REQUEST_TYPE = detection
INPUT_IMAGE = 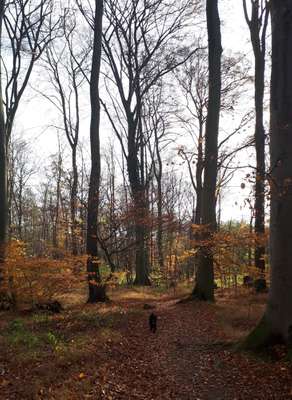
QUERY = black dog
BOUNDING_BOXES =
[35,300,63,313]
[149,312,157,333]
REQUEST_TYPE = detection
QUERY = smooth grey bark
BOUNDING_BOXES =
[0,0,7,292]
[244,0,292,348]
[243,0,269,280]
[193,0,222,301]
[86,0,107,302]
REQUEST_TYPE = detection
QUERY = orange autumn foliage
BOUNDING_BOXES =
[3,239,88,307]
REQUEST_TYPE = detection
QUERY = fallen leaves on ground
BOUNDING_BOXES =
[0,293,292,399]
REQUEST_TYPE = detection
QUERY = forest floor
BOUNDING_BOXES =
[1,287,292,399]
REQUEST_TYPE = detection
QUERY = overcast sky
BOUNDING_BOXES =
[12,1,268,223]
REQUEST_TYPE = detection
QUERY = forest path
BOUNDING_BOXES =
[104,296,292,400]
[1,293,292,399]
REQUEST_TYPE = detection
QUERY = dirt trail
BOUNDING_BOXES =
[104,298,292,400]
[1,296,292,399]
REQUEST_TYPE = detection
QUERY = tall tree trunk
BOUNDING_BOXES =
[156,177,163,271]
[244,0,292,348]
[52,151,62,249]
[134,221,150,285]
[193,0,222,301]
[110,166,120,269]
[248,212,253,267]
[243,0,269,287]
[86,0,107,303]
[0,0,7,293]
[189,119,204,278]
[127,123,151,286]
[254,56,266,278]
[154,128,164,272]
[195,119,204,225]
[7,152,14,240]
[131,184,151,286]
[71,146,78,256]
[17,180,23,240]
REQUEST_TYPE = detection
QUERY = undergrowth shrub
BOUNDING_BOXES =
[4,239,88,307]
[6,319,40,348]
[3,318,65,352]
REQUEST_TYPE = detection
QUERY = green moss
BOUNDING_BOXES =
[4,319,41,349]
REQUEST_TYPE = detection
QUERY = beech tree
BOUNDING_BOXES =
[144,82,174,272]
[102,0,200,285]
[43,12,88,255]
[174,38,252,285]
[243,0,270,288]
[86,0,106,302]
[192,0,222,301]
[175,49,207,226]
[244,0,292,348]
[149,91,166,273]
